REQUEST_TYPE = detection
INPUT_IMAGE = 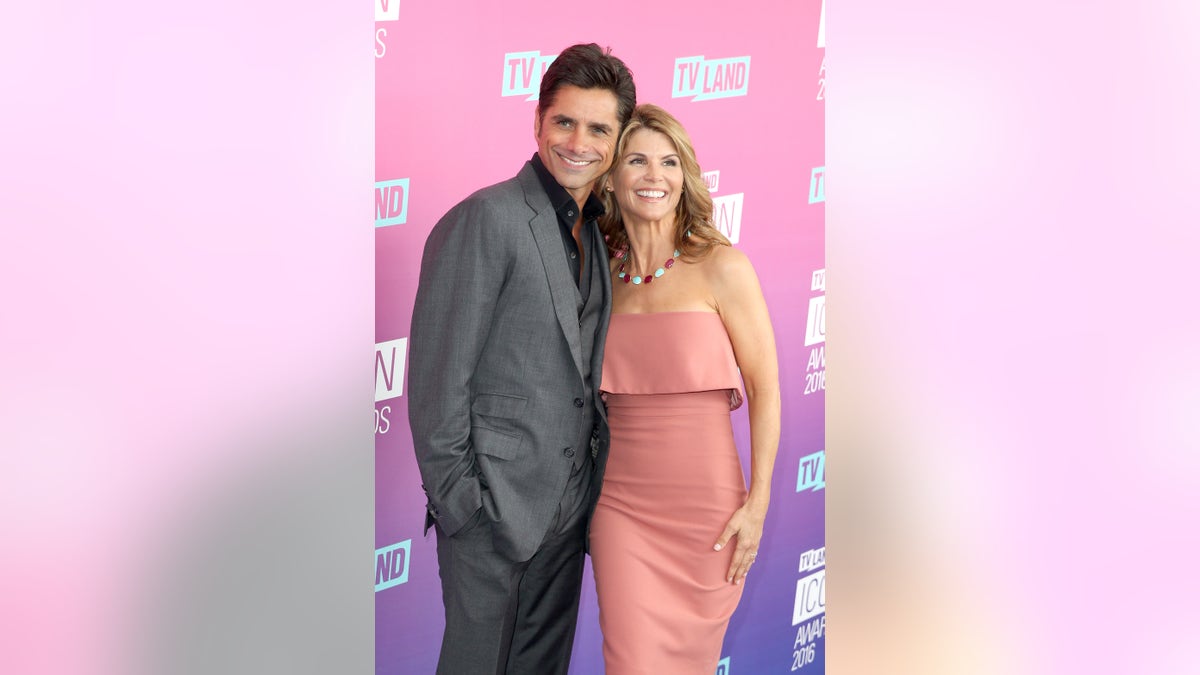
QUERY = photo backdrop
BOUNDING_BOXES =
[375,1,826,672]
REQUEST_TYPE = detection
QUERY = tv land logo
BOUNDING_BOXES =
[376,179,409,227]
[792,545,826,670]
[672,55,751,101]
[808,166,825,204]
[375,539,411,592]
[796,450,825,492]
[798,546,825,574]
[374,0,398,58]
[715,656,731,674]
[502,51,557,100]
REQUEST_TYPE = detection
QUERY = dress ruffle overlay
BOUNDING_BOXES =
[590,311,748,675]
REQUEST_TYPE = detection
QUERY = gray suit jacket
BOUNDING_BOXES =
[408,161,612,562]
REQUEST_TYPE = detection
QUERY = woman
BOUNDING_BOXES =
[589,104,781,674]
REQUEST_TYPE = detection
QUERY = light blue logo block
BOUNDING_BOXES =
[808,167,825,204]
[375,539,412,591]
[672,56,751,101]
[375,179,409,227]
[502,51,558,100]
[797,450,826,492]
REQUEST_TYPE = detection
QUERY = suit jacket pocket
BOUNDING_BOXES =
[471,424,522,461]
[470,393,526,461]
[471,393,528,419]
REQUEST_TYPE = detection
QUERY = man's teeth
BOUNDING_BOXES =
[562,157,589,166]
[636,190,666,198]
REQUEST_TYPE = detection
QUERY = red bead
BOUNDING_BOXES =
[664,259,674,269]
[622,275,631,283]
[644,275,652,284]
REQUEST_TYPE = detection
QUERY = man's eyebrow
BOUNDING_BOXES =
[589,121,614,133]
[552,113,576,124]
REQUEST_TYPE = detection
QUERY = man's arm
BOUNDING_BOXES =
[407,197,511,536]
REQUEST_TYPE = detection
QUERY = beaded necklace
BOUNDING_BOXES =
[614,229,692,286]
[615,248,679,285]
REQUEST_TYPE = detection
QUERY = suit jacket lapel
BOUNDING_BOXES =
[587,220,612,426]
[519,165,585,377]
[588,219,611,358]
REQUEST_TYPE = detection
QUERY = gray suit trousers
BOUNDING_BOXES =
[434,456,594,675]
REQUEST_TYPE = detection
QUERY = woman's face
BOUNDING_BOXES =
[610,128,685,227]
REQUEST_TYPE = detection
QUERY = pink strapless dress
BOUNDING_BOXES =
[590,311,748,675]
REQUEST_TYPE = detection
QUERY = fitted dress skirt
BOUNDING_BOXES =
[590,312,749,674]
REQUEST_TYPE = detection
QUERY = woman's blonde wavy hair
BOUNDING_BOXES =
[597,104,731,260]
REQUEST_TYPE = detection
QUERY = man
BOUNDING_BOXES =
[407,43,636,675]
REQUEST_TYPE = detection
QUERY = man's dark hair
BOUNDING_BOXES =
[537,43,637,128]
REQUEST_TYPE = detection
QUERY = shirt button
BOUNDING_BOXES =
[570,251,577,259]
[574,398,584,407]
[563,447,575,458]
[567,210,575,217]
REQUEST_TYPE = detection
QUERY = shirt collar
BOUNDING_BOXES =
[530,153,605,222]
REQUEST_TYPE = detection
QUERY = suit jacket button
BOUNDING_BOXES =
[563,447,575,458]
[573,398,584,407]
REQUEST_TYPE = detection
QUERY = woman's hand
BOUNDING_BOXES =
[713,499,768,585]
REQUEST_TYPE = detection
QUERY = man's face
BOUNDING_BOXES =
[534,85,621,204]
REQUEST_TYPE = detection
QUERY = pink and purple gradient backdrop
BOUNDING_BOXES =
[4,1,1199,674]
[374,3,825,671]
